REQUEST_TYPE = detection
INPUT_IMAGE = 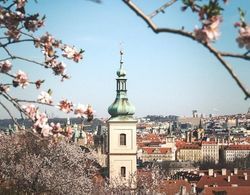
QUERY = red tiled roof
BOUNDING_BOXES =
[198,169,250,177]
[137,142,146,148]
[202,186,250,195]
[142,147,171,154]
[158,180,192,194]
[176,140,187,149]
[197,174,250,190]
[179,144,201,150]
[143,134,161,142]
[202,141,218,145]
[225,145,250,150]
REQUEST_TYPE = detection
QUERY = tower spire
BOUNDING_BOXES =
[108,50,135,119]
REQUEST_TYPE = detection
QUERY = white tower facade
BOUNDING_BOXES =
[107,51,137,187]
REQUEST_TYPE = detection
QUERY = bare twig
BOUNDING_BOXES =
[0,57,13,62]
[2,45,14,58]
[206,44,250,100]
[0,92,29,120]
[220,52,250,61]
[16,99,55,107]
[13,56,45,67]
[123,0,194,38]
[149,0,177,18]
[0,100,22,130]
[122,0,250,99]
[1,39,34,47]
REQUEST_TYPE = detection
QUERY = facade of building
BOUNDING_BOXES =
[107,51,137,187]
[201,141,219,163]
[223,145,250,162]
[177,144,202,162]
[141,147,172,162]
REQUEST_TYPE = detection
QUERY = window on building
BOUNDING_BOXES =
[121,166,126,177]
[120,133,126,145]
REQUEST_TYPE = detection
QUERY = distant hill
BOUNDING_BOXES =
[0,118,105,132]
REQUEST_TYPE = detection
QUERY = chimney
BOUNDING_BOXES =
[208,169,213,176]
[244,173,248,181]
[234,168,238,175]
[180,186,187,195]
[191,183,196,194]
[222,168,227,176]
[227,176,231,182]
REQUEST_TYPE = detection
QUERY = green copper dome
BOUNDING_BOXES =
[108,51,135,118]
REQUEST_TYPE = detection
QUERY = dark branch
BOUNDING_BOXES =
[122,0,250,99]
[149,0,177,18]
[220,52,250,61]
[0,100,22,130]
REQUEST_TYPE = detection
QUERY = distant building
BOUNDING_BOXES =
[71,123,87,146]
[201,141,219,163]
[141,147,173,162]
[177,144,202,162]
[223,145,250,162]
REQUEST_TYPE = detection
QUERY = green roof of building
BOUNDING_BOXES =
[108,50,135,119]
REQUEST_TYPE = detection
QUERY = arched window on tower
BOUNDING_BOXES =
[121,166,126,177]
[120,133,126,145]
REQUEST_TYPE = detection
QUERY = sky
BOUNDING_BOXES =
[1,0,250,119]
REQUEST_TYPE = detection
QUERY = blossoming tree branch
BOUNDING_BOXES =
[0,0,93,137]
[122,0,250,99]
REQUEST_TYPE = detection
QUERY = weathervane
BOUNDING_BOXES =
[119,42,124,69]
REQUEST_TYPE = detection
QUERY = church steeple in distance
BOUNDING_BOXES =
[107,50,137,187]
[108,50,135,119]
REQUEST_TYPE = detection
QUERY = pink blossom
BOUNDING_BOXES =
[194,16,221,42]
[22,104,37,120]
[0,85,10,92]
[34,112,48,128]
[16,0,26,8]
[35,80,44,89]
[13,70,29,88]
[0,60,12,73]
[85,105,94,121]
[236,26,250,50]
[37,91,53,104]
[40,33,54,46]
[62,46,76,59]
[62,46,83,62]
[74,104,86,117]
[52,62,66,75]
[73,52,83,63]
[5,28,21,41]
[58,99,73,113]
[50,122,62,133]
[66,126,73,136]
[41,124,52,137]
[24,19,44,32]
[234,22,241,28]
[194,28,208,42]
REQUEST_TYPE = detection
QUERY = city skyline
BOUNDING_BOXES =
[1,0,250,119]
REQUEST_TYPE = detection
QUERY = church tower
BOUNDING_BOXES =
[107,50,137,187]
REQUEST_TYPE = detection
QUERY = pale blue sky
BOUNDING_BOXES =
[1,0,250,119]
